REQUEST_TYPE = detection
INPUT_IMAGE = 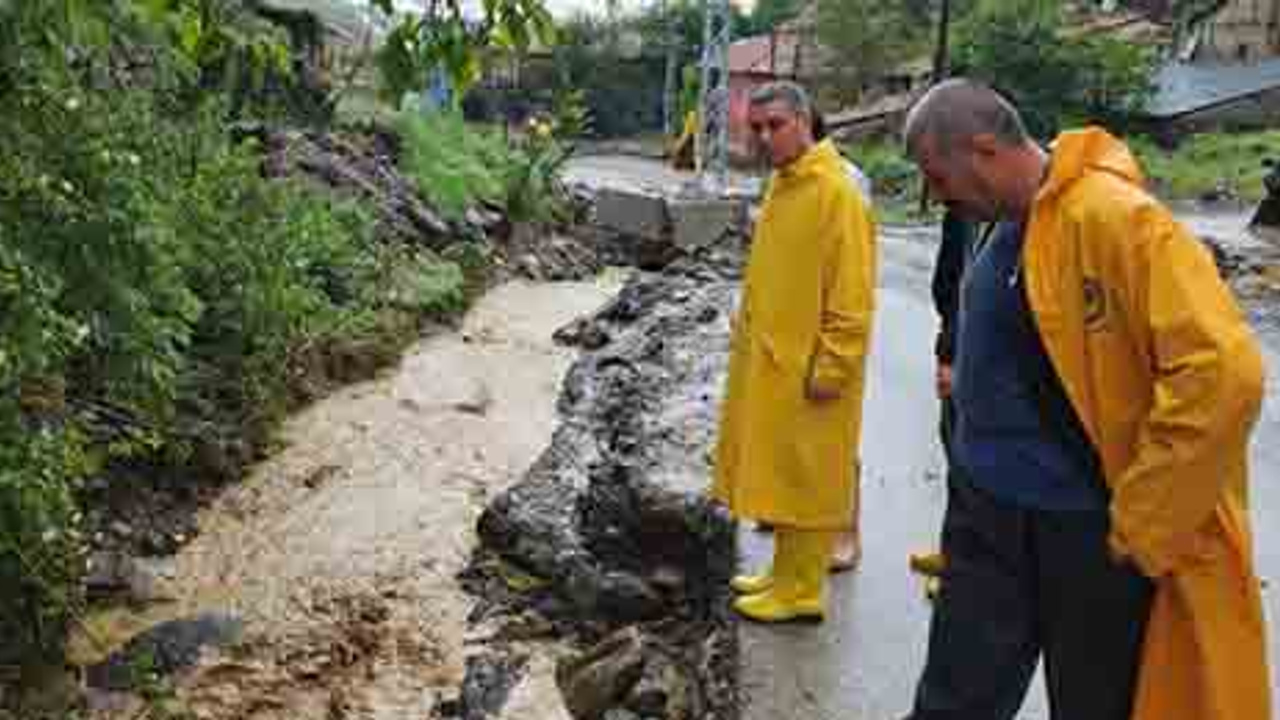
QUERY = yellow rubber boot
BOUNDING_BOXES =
[733,529,836,624]
[730,571,773,595]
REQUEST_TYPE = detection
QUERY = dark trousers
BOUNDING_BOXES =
[909,480,1154,720]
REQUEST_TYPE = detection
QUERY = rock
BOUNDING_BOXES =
[85,551,129,593]
[553,319,612,350]
[505,223,603,282]
[594,189,669,242]
[459,653,529,720]
[667,198,746,252]
[624,651,698,720]
[109,521,134,539]
[557,627,647,720]
[648,565,686,595]
[85,553,171,603]
[591,189,682,270]
[603,709,641,720]
[84,687,145,716]
[473,232,744,720]
[593,571,664,621]
[85,613,244,691]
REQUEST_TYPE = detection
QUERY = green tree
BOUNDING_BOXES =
[746,0,801,34]
[815,0,929,105]
[375,0,557,107]
[953,0,1155,137]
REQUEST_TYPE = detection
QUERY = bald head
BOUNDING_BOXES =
[903,79,1029,159]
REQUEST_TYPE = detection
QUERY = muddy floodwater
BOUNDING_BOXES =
[80,279,619,719]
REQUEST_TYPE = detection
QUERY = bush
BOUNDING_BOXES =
[953,0,1156,138]
[1130,130,1280,202]
[0,6,472,665]
[843,139,920,201]
[394,111,512,219]
[396,109,570,225]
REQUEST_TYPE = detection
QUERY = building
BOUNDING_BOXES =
[725,1,931,158]
[1141,58,1280,142]
[1194,0,1280,62]
[727,33,801,158]
[1131,0,1280,140]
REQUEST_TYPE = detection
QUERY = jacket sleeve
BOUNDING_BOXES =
[1108,204,1266,578]
[809,186,877,395]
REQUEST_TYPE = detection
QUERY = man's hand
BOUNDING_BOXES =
[936,362,954,399]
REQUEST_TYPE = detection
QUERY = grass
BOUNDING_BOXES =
[1130,130,1280,203]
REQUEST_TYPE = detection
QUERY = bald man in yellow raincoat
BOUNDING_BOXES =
[903,79,1269,720]
[711,81,877,623]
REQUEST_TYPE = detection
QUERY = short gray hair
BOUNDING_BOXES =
[749,80,813,119]
[903,78,1029,157]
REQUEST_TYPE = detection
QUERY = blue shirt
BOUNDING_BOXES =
[951,220,1107,511]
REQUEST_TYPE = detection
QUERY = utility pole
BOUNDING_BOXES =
[697,0,732,193]
[920,0,953,214]
[931,0,952,84]
[662,0,679,137]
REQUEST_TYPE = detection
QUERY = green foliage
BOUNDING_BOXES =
[506,125,573,224]
[551,14,667,137]
[0,421,85,664]
[1130,130,1280,202]
[953,0,1157,137]
[0,0,473,666]
[376,0,557,107]
[551,86,592,139]
[743,0,801,34]
[395,111,512,218]
[394,109,570,224]
[842,139,920,201]
[815,0,929,106]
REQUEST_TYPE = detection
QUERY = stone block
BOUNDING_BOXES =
[667,198,746,251]
[595,189,670,242]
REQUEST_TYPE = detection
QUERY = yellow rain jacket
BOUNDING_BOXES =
[1025,128,1270,720]
[711,140,877,529]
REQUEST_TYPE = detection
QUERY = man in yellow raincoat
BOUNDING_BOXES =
[901,79,1269,720]
[710,81,877,623]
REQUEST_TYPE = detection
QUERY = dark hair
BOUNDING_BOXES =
[812,112,828,141]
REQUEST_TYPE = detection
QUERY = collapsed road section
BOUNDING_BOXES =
[454,185,752,720]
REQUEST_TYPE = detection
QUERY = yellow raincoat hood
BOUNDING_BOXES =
[1041,127,1146,196]
[1024,127,1270,720]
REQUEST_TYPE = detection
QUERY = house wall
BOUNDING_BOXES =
[729,72,770,161]
[1203,0,1280,60]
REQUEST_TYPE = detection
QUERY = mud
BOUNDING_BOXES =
[64,279,618,720]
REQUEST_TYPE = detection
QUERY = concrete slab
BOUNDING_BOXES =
[594,188,670,242]
[668,197,748,251]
